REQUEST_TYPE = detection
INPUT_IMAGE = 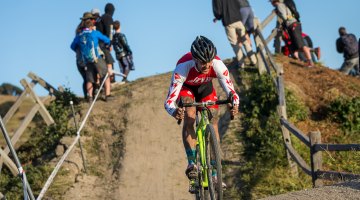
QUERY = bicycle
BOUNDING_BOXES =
[178,96,234,200]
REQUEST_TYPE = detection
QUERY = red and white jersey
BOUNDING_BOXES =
[164,52,239,116]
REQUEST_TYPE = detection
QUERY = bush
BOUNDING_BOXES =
[286,90,309,122]
[327,96,360,133]
[0,88,80,198]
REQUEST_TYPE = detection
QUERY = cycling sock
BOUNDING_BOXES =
[211,160,216,176]
[186,148,196,165]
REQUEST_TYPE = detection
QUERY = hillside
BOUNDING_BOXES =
[0,55,360,199]
[278,56,360,141]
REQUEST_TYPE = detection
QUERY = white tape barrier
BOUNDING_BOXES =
[37,73,110,200]
[37,135,80,200]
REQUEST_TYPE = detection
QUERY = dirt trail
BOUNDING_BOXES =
[59,68,241,200]
[115,74,192,200]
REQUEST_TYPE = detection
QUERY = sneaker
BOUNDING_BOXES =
[239,63,245,69]
[305,61,314,68]
[314,47,321,60]
[188,179,197,194]
[212,176,227,190]
[185,164,198,180]
[105,95,115,102]
[87,96,93,103]
[110,75,116,83]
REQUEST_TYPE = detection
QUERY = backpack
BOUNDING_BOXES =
[79,31,98,63]
[341,34,359,57]
[283,0,300,22]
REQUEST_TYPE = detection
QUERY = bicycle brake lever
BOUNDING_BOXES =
[228,93,235,120]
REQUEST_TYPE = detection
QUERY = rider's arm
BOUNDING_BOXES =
[212,59,239,106]
[164,64,188,116]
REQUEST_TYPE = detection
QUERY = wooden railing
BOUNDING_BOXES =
[253,12,360,187]
[0,72,62,173]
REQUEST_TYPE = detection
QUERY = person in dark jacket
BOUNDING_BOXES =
[113,20,134,83]
[93,3,116,83]
[336,27,359,76]
[212,0,257,68]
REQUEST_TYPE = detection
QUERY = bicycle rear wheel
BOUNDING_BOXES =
[205,124,223,200]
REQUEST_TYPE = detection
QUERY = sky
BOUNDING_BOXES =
[0,0,359,97]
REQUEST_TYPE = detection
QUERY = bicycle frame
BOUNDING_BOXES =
[178,96,233,199]
[195,108,211,188]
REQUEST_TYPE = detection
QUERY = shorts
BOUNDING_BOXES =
[178,83,219,110]
[99,42,115,64]
[240,7,255,33]
[287,22,305,50]
[117,55,135,72]
[85,58,108,83]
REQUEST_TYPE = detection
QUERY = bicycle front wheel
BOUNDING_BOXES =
[205,124,223,200]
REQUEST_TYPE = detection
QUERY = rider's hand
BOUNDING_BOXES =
[229,104,239,118]
[172,108,185,120]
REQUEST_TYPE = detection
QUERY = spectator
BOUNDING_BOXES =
[213,0,257,68]
[238,0,255,47]
[336,27,359,76]
[71,19,114,102]
[270,0,314,67]
[281,31,321,63]
[112,20,135,83]
[92,4,116,84]
[91,8,102,31]
[74,12,96,99]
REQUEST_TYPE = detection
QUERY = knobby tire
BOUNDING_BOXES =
[205,124,223,200]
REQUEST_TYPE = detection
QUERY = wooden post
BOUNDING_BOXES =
[0,148,18,175]
[2,81,36,125]
[274,17,283,54]
[277,65,298,176]
[27,72,59,95]
[266,28,279,45]
[20,79,54,125]
[310,131,323,187]
[0,96,50,172]
[260,11,276,30]
[253,17,267,75]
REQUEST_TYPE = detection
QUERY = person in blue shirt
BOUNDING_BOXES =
[71,19,114,102]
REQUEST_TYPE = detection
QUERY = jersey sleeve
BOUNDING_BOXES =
[213,60,240,105]
[164,64,188,116]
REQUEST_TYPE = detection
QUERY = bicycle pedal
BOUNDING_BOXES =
[188,180,197,194]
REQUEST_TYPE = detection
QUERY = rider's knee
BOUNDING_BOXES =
[184,117,195,130]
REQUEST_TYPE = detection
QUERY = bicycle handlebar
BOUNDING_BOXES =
[177,95,235,125]
[181,99,230,108]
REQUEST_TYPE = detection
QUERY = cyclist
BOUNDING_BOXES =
[164,35,239,192]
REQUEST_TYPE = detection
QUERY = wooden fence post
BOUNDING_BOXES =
[310,131,323,187]
[2,81,36,125]
[274,17,283,54]
[253,17,267,75]
[27,72,59,95]
[277,64,298,176]
[20,79,54,125]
